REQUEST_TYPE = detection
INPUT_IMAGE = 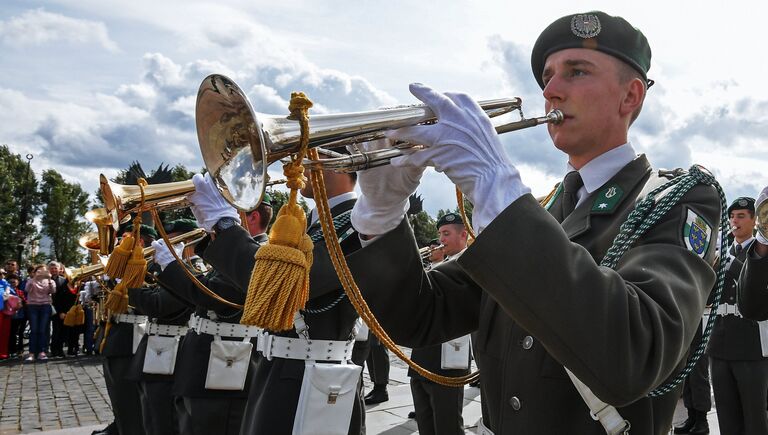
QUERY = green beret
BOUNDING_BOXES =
[531,11,652,89]
[428,238,440,247]
[727,197,755,215]
[261,192,272,207]
[122,223,158,240]
[437,213,462,229]
[163,219,199,234]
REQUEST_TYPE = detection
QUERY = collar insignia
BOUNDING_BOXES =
[571,14,602,39]
[591,184,623,214]
[683,208,712,258]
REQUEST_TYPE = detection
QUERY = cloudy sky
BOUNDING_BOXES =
[1,0,766,216]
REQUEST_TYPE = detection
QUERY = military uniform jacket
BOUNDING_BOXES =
[159,234,268,399]
[737,242,768,321]
[126,284,194,382]
[99,310,144,358]
[345,155,720,435]
[203,199,365,434]
[51,275,75,315]
[708,239,766,360]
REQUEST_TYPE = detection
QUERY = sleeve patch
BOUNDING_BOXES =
[682,208,712,258]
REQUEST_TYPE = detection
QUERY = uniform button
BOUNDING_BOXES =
[522,336,534,350]
[509,396,521,411]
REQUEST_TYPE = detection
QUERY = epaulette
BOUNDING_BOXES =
[658,168,687,180]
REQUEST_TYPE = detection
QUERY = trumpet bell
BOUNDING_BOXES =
[757,199,768,239]
[196,75,268,211]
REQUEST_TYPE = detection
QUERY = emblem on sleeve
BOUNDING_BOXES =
[683,209,712,258]
[571,14,601,39]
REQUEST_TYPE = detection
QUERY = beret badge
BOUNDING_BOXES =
[571,14,601,39]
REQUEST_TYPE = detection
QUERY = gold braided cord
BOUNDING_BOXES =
[309,149,477,387]
[455,187,476,241]
[241,92,314,330]
[151,208,243,310]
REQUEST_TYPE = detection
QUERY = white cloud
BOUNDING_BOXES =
[0,8,118,51]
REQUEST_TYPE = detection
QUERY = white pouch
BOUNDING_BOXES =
[292,361,362,435]
[142,335,180,375]
[441,334,471,370]
[132,322,148,354]
[759,320,768,357]
[204,336,252,390]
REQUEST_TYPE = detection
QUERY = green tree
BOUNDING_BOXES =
[265,189,309,229]
[39,169,91,266]
[410,211,438,247]
[0,145,40,265]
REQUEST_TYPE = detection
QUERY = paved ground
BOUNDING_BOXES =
[0,351,721,434]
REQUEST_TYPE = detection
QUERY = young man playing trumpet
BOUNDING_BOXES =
[341,11,722,434]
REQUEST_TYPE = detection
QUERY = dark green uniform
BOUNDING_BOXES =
[345,155,720,434]
[126,285,193,435]
[201,199,366,435]
[158,234,268,435]
[737,243,768,321]
[707,239,768,434]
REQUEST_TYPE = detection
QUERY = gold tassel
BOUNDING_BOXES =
[63,304,84,326]
[121,240,147,288]
[104,233,134,279]
[99,322,112,353]
[240,92,315,331]
[241,203,314,330]
[104,281,129,314]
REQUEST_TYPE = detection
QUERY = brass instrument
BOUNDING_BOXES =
[419,244,444,260]
[66,228,207,284]
[757,198,768,239]
[84,208,131,255]
[195,74,564,211]
[100,174,286,223]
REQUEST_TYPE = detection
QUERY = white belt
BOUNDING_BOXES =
[191,315,263,338]
[148,324,188,336]
[258,332,355,362]
[715,303,741,317]
[113,314,149,324]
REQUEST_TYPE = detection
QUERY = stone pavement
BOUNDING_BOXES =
[0,351,722,434]
[0,356,112,434]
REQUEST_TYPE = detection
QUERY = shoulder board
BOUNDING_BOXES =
[657,168,687,180]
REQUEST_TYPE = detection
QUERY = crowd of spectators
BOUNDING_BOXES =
[0,259,97,362]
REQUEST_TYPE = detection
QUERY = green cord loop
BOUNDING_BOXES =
[597,165,728,397]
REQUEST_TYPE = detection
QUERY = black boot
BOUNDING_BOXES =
[673,408,696,434]
[364,384,389,405]
[689,410,709,435]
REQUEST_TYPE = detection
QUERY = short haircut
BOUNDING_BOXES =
[256,203,274,229]
[616,60,646,125]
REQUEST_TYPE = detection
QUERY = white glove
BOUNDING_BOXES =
[350,138,425,235]
[152,240,185,271]
[757,186,768,246]
[188,173,240,232]
[388,83,530,233]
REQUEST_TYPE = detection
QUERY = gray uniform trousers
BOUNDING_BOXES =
[176,396,247,435]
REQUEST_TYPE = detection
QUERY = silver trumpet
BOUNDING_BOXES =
[195,74,564,211]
